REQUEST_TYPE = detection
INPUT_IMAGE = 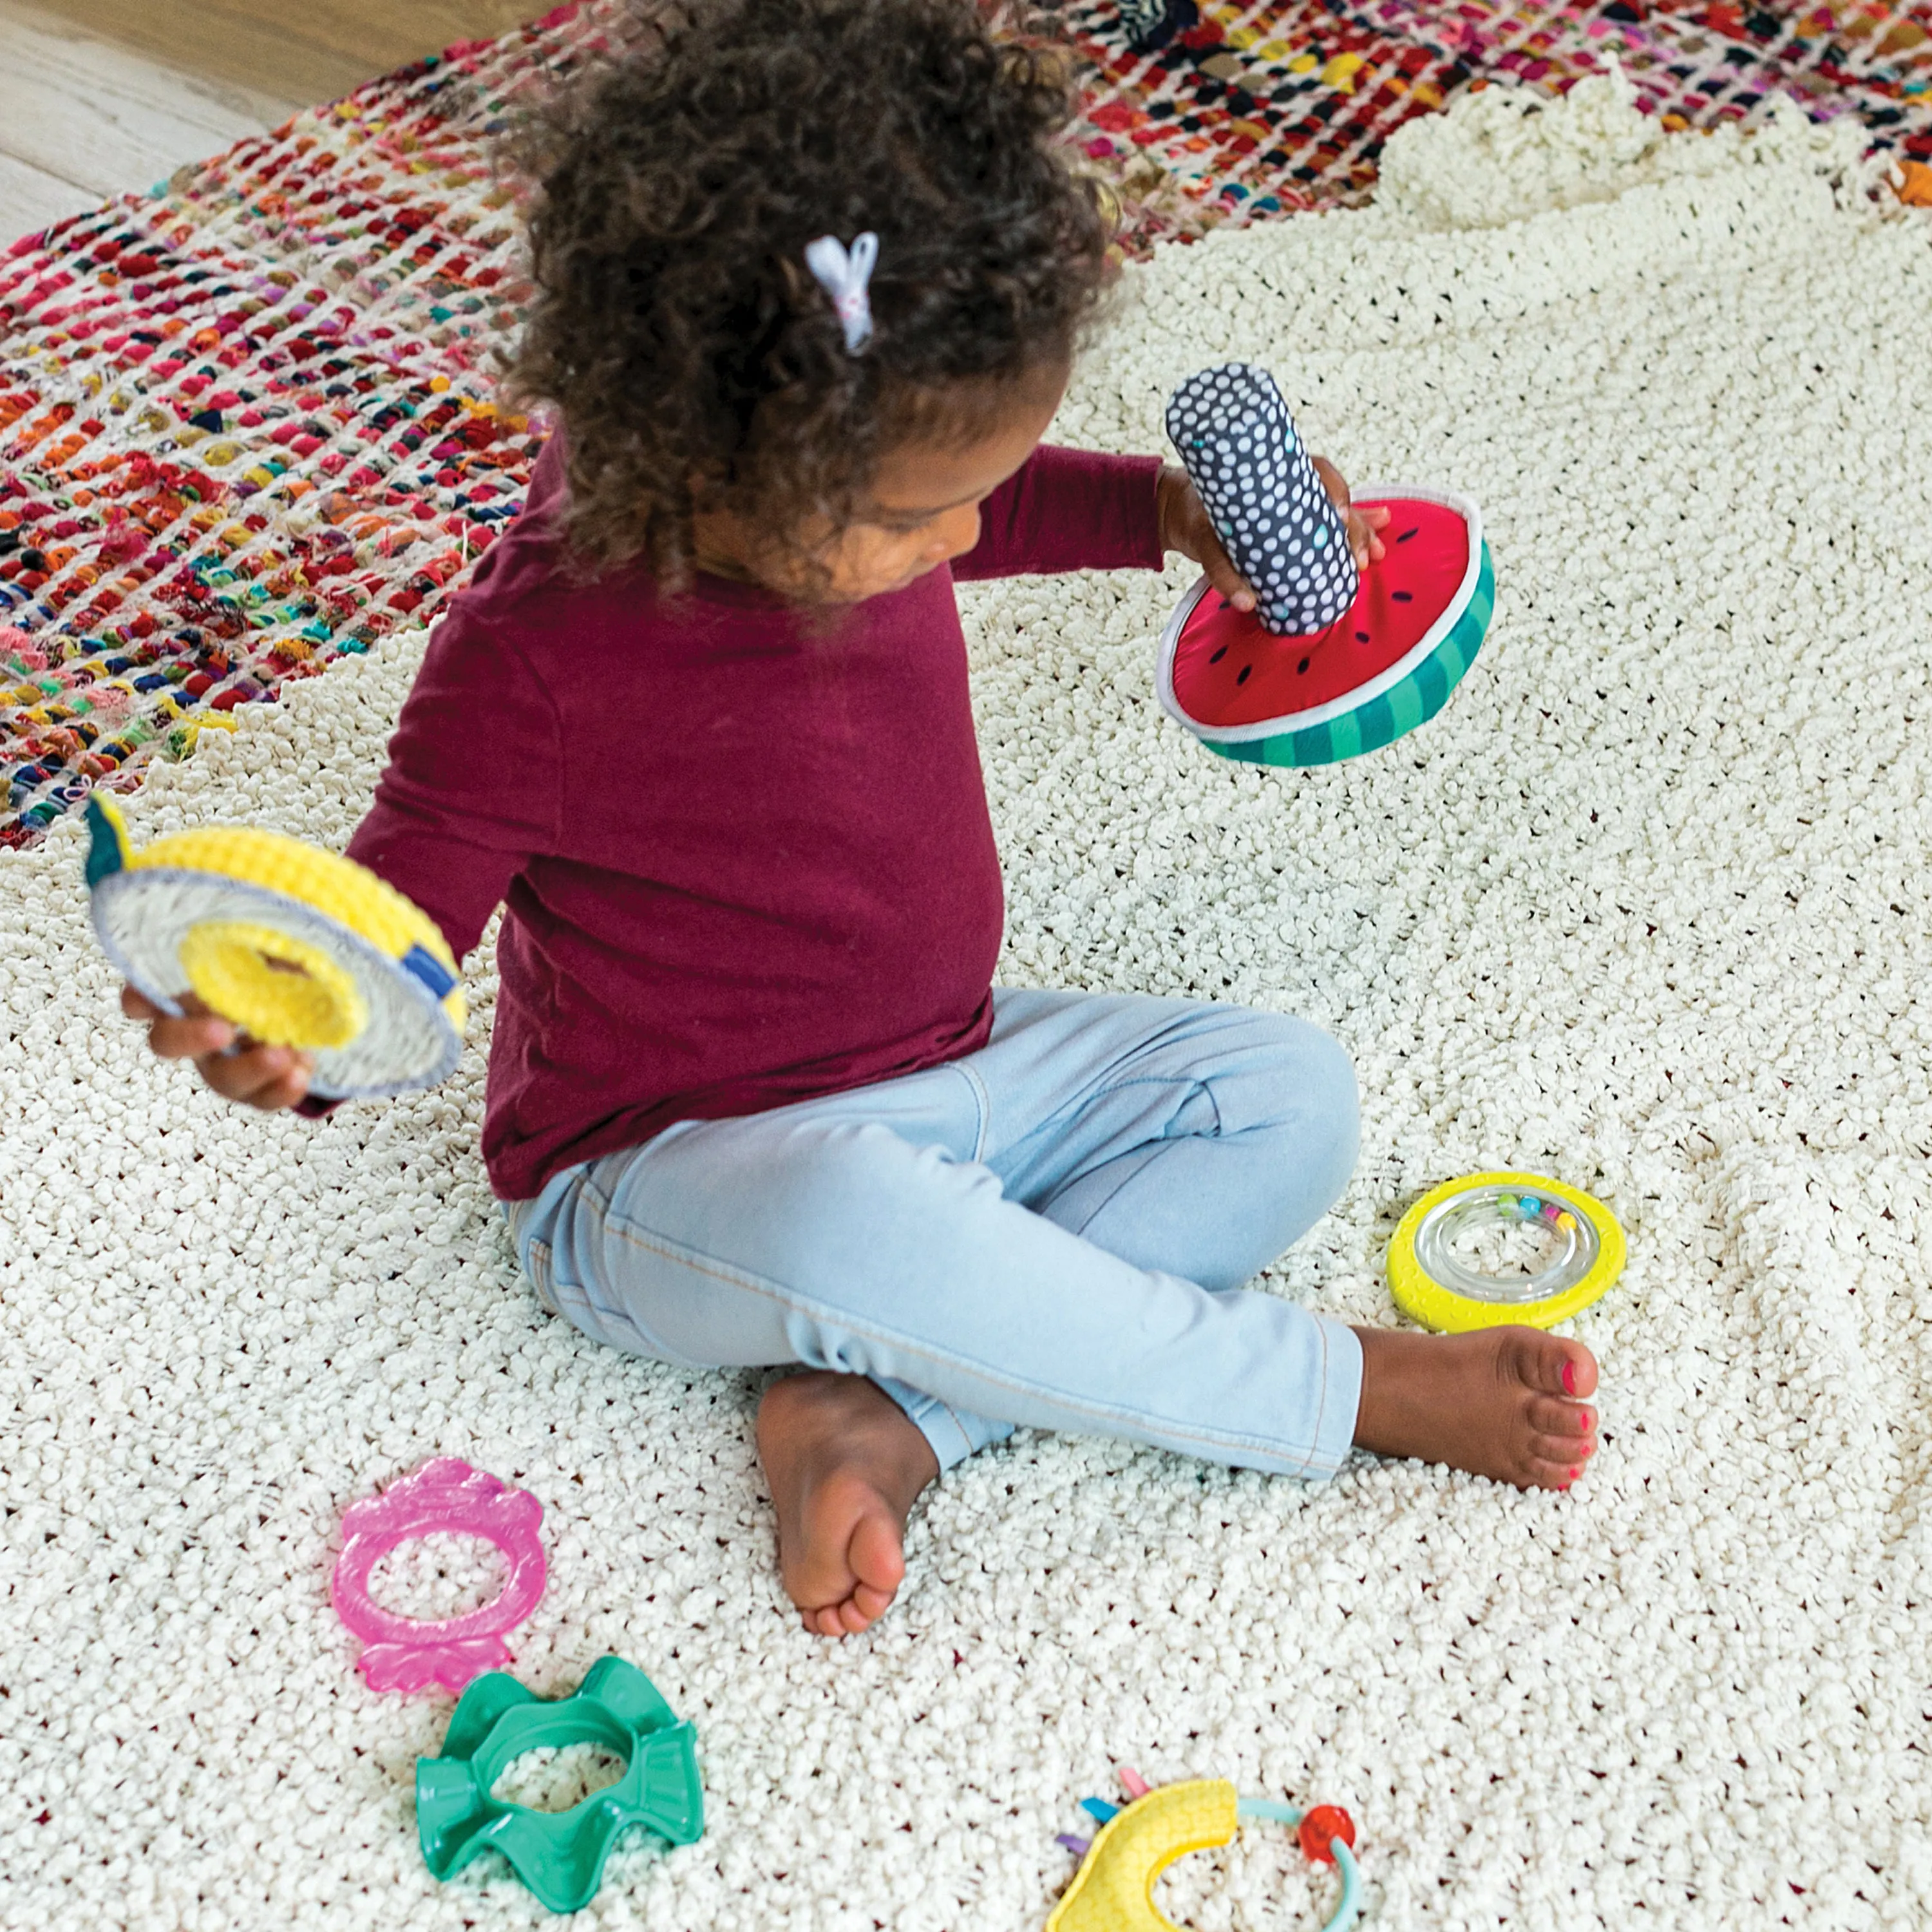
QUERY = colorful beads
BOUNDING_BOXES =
[1298,1804,1357,1866]
[1504,1193,1575,1231]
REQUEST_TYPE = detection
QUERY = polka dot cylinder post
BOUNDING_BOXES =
[1164,364,1358,636]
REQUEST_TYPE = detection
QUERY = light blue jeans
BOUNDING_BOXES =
[507,989,1364,1477]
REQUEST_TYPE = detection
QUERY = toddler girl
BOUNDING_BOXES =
[128,0,1598,1635]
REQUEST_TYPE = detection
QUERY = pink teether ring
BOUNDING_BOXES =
[331,1458,547,1694]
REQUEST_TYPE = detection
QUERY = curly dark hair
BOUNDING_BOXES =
[507,0,1115,587]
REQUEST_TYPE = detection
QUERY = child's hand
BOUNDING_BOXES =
[1157,463,1260,612]
[1157,460,1392,610]
[1311,456,1392,571]
[120,985,314,1110]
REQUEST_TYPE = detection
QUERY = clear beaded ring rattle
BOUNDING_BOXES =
[1387,1171,1625,1332]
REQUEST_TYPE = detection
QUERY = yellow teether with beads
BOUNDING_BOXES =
[1386,1171,1624,1332]
[86,794,464,1099]
[1049,1770,1362,1932]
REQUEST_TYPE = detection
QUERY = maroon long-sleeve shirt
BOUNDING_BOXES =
[346,435,1167,1198]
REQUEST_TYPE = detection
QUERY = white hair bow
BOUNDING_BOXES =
[804,231,878,354]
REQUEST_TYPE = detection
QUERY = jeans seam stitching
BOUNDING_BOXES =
[955,1061,990,1165]
[1052,1079,1223,1240]
[1025,1073,1227,1153]
[1312,1320,1329,1465]
[1059,1143,1164,1240]
[936,1399,976,1459]
[527,1236,559,1314]
[598,1213,1333,1470]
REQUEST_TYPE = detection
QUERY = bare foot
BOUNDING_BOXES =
[1351,1325,1598,1490]
[755,1371,940,1636]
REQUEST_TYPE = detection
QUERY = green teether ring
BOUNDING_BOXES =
[415,1654,704,1911]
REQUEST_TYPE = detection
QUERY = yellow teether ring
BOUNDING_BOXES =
[1386,1170,1624,1333]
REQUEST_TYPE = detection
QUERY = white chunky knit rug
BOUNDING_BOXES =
[4,74,1930,1932]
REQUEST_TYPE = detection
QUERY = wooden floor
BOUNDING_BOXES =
[0,0,543,247]
[20,0,545,109]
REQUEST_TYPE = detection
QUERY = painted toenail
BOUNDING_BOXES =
[1561,1360,1577,1395]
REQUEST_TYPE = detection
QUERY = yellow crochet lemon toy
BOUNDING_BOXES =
[86,794,464,1099]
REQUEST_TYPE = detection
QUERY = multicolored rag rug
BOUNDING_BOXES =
[3,0,1929,847]
[0,4,625,851]
[1055,0,1932,251]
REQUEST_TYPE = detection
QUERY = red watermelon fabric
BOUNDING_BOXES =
[1170,497,1473,726]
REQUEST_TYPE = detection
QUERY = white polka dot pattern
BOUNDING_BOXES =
[1164,362,1359,636]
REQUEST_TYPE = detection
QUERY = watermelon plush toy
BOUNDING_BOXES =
[1159,364,1494,768]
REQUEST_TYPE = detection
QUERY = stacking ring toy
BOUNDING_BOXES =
[1157,488,1493,767]
[1050,1768,1362,1932]
[1160,363,1490,768]
[85,793,464,1098]
[417,1655,705,1913]
[1387,1171,1625,1333]
[332,1459,547,1695]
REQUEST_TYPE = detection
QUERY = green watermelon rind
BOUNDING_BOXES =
[1156,489,1494,769]
[1215,541,1493,768]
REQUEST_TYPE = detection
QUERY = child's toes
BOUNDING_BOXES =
[1526,1450,1584,1490]
[1511,1329,1599,1401]
[1529,1394,1595,1443]
[850,1578,896,1622]
[848,1510,907,1599]
[1527,1405,1594,1468]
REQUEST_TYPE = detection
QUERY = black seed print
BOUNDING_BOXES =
[1298,657,1311,674]
[1236,665,1252,685]
[1209,646,1227,663]
[1392,591,1413,602]
[1396,527,1419,543]
[1356,629,1370,643]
